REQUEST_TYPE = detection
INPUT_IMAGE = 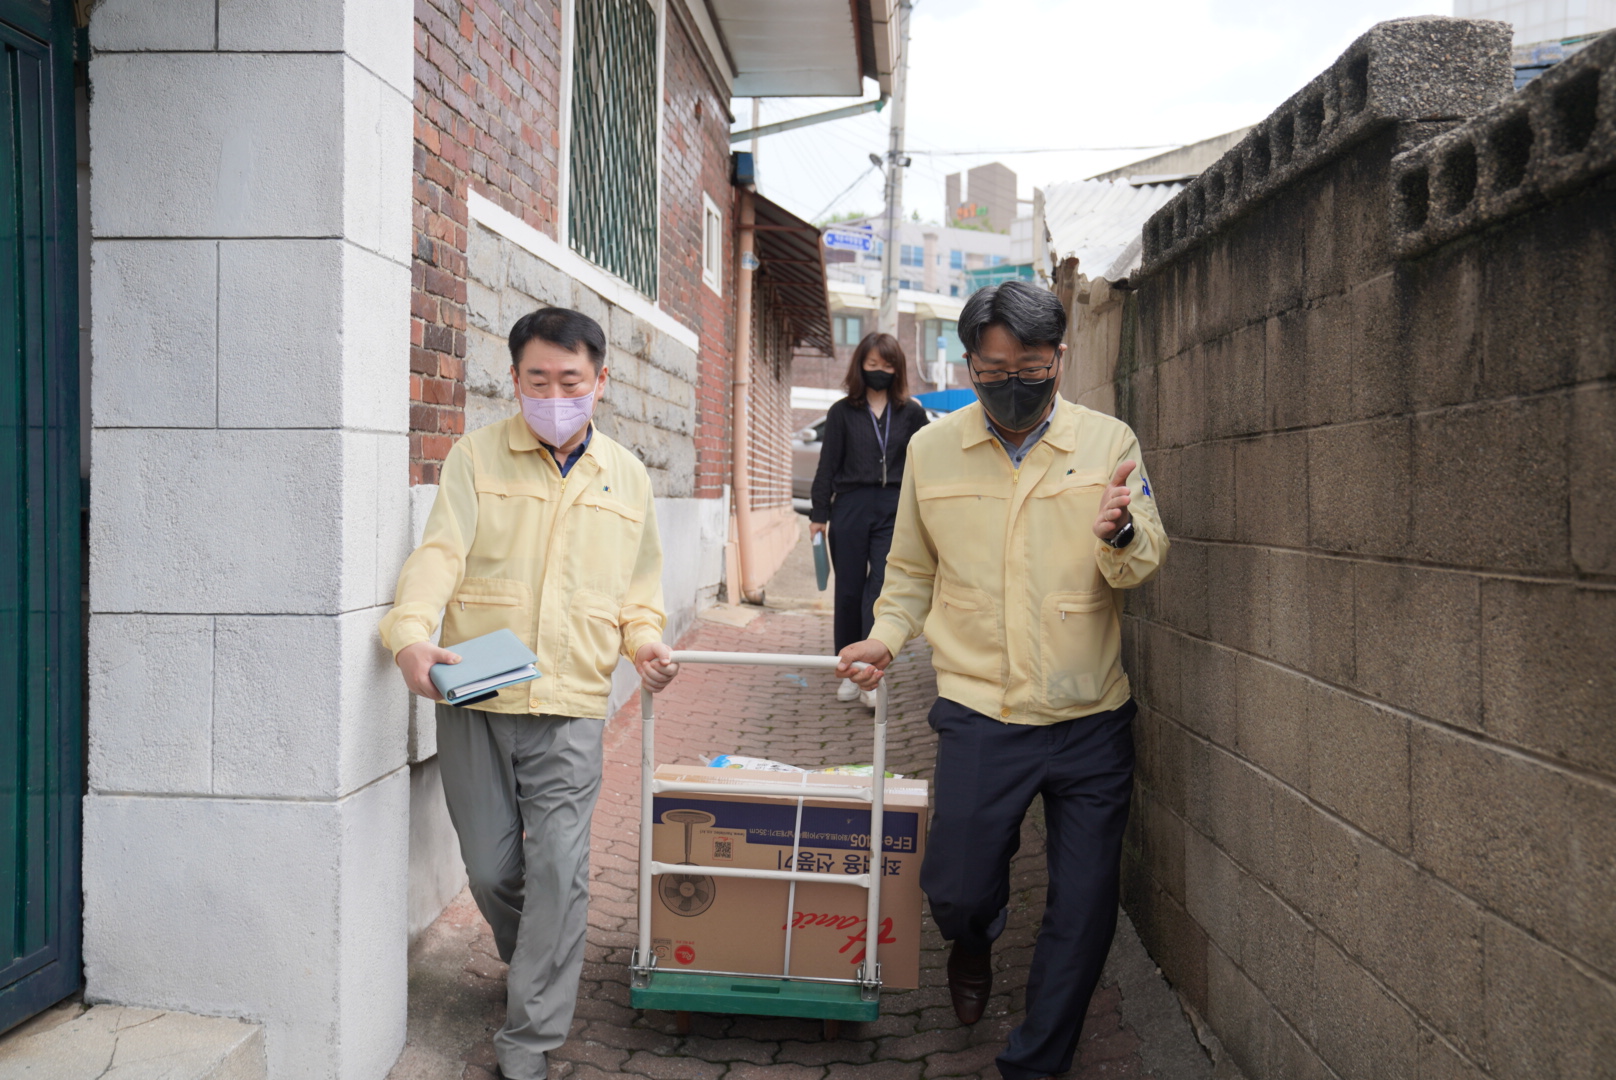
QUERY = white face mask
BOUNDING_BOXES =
[519,387,596,447]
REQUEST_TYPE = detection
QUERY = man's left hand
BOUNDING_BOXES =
[635,642,680,693]
[1093,460,1136,541]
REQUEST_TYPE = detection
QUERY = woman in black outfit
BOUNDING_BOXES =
[810,332,930,706]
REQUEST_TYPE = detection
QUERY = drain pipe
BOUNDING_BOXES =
[730,188,765,605]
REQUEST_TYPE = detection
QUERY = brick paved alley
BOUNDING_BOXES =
[390,541,1216,1080]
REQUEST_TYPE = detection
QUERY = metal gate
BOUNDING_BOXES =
[0,0,83,1034]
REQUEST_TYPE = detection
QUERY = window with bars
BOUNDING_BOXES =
[568,0,660,298]
[834,315,863,346]
[900,243,923,267]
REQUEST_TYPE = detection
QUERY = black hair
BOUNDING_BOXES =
[508,307,606,369]
[844,332,911,407]
[957,279,1067,354]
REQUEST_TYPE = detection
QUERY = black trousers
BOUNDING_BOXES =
[920,697,1137,1080]
[827,485,900,652]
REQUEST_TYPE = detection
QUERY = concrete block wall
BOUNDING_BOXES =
[1120,18,1616,1080]
[83,1,415,1076]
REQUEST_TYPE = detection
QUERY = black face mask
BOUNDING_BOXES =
[972,370,1058,433]
[862,369,895,392]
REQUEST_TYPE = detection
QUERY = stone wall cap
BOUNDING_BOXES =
[1137,16,1514,278]
[1390,28,1616,259]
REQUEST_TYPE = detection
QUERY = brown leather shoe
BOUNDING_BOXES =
[946,941,993,1024]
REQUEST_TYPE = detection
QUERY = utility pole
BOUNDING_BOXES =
[877,0,912,336]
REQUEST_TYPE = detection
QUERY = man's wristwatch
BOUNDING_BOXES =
[1104,521,1135,550]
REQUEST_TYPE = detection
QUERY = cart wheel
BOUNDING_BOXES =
[675,1011,692,1035]
[824,1019,841,1041]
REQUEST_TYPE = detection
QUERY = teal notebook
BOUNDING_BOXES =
[813,532,830,591]
[431,629,540,706]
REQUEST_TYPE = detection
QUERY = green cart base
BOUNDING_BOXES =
[631,971,879,1030]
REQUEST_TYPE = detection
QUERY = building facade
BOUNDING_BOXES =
[0,0,891,1075]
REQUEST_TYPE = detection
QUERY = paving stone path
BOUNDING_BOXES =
[390,605,1213,1080]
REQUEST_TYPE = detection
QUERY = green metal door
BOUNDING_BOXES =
[0,0,82,1033]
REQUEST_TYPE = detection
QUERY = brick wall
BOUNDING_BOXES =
[659,14,736,499]
[412,1,734,489]
[411,0,563,484]
[1117,22,1616,1080]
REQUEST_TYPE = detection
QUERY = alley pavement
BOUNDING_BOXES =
[389,538,1214,1080]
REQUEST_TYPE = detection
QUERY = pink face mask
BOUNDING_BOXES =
[519,388,596,447]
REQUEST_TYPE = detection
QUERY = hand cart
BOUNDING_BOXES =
[630,651,889,1036]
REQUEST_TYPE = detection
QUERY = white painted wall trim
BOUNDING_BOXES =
[556,0,576,250]
[468,191,700,352]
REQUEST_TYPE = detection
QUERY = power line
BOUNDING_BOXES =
[906,144,1182,156]
[812,163,881,223]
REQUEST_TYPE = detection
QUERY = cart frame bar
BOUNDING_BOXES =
[633,651,888,999]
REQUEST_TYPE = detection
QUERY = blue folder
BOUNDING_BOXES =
[813,532,830,592]
[430,629,540,706]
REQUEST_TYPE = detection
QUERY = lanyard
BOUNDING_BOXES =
[870,404,892,486]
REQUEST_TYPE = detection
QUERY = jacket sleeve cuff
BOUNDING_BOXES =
[381,620,432,659]
[622,625,663,662]
[868,618,911,663]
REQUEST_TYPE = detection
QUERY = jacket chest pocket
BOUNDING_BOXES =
[566,490,645,592]
[1028,470,1107,593]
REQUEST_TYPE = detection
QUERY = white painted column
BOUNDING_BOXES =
[82,2,415,1077]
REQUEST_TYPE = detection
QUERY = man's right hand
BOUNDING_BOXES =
[810,521,827,539]
[836,640,893,689]
[396,640,461,700]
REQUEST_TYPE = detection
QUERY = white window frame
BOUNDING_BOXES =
[701,191,723,295]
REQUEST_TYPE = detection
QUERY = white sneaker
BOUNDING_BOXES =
[837,678,860,702]
[859,688,877,709]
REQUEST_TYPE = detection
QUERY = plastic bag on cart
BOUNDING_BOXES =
[703,753,902,778]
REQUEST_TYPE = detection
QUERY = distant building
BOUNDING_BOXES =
[945,161,1019,233]
[1087,127,1255,183]
[821,216,1011,299]
[1453,0,1616,49]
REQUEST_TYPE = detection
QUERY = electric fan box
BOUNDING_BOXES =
[647,765,930,989]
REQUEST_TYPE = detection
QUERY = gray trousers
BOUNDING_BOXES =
[436,703,604,1080]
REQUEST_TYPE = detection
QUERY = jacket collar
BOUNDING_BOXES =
[960,397,1079,453]
[506,413,599,459]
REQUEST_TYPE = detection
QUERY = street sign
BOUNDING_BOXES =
[823,227,874,253]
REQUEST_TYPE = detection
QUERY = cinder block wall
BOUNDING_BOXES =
[1118,19,1616,1080]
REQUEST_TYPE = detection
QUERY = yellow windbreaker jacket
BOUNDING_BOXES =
[378,415,665,719]
[868,399,1167,725]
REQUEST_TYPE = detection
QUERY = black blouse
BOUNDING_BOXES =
[808,397,930,523]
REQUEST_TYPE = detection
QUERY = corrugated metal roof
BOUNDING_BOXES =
[1042,179,1186,281]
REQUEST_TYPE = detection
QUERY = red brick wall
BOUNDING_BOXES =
[412,1,736,492]
[658,14,736,501]
[411,0,564,483]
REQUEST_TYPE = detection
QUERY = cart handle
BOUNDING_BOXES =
[635,650,889,996]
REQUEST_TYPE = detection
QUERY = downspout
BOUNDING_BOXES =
[730,188,765,604]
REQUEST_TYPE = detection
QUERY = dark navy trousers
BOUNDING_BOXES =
[920,696,1137,1080]
[828,485,900,651]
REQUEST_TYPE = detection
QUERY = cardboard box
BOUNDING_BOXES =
[648,765,929,989]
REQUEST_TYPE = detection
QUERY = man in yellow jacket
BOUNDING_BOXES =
[838,280,1167,1080]
[380,308,676,1080]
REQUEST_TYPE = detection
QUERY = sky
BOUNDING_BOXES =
[730,0,1455,226]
